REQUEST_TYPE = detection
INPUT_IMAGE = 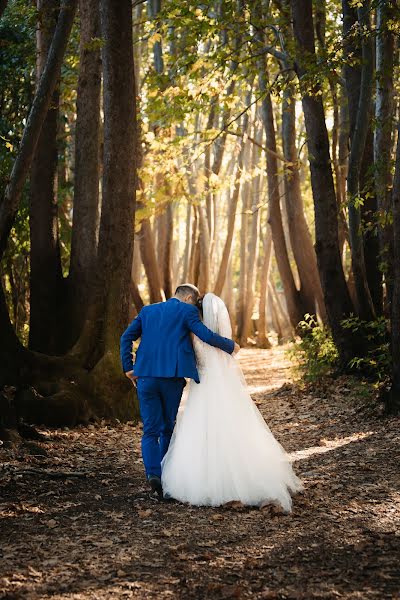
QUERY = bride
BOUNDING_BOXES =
[161,293,303,511]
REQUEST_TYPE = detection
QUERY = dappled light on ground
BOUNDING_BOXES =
[1,347,399,599]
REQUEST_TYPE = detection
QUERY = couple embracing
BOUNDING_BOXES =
[120,284,302,510]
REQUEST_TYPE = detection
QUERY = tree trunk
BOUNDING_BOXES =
[214,85,253,296]
[389,122,400,413]
[138,217,163,303]
[163,202,173,298]
[0,0,78,259]
[68,0,101,344]
[240,128,261,346]
[361,126,382,315]
[197,204,210,292]
[0,0,139,427]
[259,72,303,329]
[374,0,395,310]
[345,2,375,320]
[74,0,137,370]
[257,224,272,348]
[236,135,251,338]
[291,0,356,365]
[95,0,137,356]
[182,201,192,281]
[29,0,64,355]
[281,81,326,321]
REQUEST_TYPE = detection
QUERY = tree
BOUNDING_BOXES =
[344,1,375,320]
[29,0,64,355]
[0,0,138,426]
[0,0,78,259]
[68,0,102,347]
[290,0,356,364]
[389,122,400,413]
[374,0,395,307]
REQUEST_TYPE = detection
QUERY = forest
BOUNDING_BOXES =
[1,2,400,599]
[1,0,400,426]
[0,0,400,423]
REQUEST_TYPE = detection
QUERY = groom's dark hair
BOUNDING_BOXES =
[175,283,200,303]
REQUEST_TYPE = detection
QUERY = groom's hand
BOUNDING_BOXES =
[233,343,240,356]
[125,370,138,387]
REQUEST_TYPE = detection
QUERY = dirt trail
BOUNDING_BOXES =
[1,347,399,599]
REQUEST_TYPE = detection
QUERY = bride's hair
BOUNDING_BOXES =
[196,295,204,315]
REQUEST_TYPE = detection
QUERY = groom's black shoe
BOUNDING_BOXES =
[148,475,163,500]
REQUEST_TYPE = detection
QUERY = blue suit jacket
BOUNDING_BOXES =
[120,298,234,383]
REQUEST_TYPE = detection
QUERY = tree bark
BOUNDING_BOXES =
[0,0,78,259]
[214,85,253,296]
[68,0,102,343]
[281,82,326,321]
[389,122,400,412]
[291,0,356,365]
[29,0,64,354]
[374,0,395,309]
[72,0,137,370]
[182,201,192,281]
[345,1,375,320]
[240,128,261,346]
[257,224,272,348]
[361,126,382,315]
[259,70,303,329]
[95,0,136,355]
[138,217,163,303]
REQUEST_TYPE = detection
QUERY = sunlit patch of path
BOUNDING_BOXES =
[238,346,292,395]
[289,431,375,462]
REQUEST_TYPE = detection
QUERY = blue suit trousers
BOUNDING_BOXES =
[136,376,186,479]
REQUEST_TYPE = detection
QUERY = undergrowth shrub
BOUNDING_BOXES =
[289,314,390,383]
[289,315,338,382]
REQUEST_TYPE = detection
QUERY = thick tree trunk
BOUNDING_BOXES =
[374,0,395,309]
[95,0,137,355]
[74,0,137,370]
[345,2,375,320]
[0,0,78,259]
[68,0,101,343]
[291,0,356,365]
[0,0,138,427]
[361,127,383,315]
[281,82,326,321]
[389,122,400,413]
[29,0,64,354]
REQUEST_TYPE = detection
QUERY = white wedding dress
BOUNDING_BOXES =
[161,293,303,510]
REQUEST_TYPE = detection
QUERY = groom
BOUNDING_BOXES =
[120,283,239,499]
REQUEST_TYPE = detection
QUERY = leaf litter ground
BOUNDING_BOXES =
[1,347,399,599]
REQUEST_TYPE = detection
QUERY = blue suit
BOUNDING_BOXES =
[120,298,234,478]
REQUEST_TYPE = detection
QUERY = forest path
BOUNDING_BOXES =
[1,347,399,599]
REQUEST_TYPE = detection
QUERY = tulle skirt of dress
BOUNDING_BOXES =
[161,351,303,511]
